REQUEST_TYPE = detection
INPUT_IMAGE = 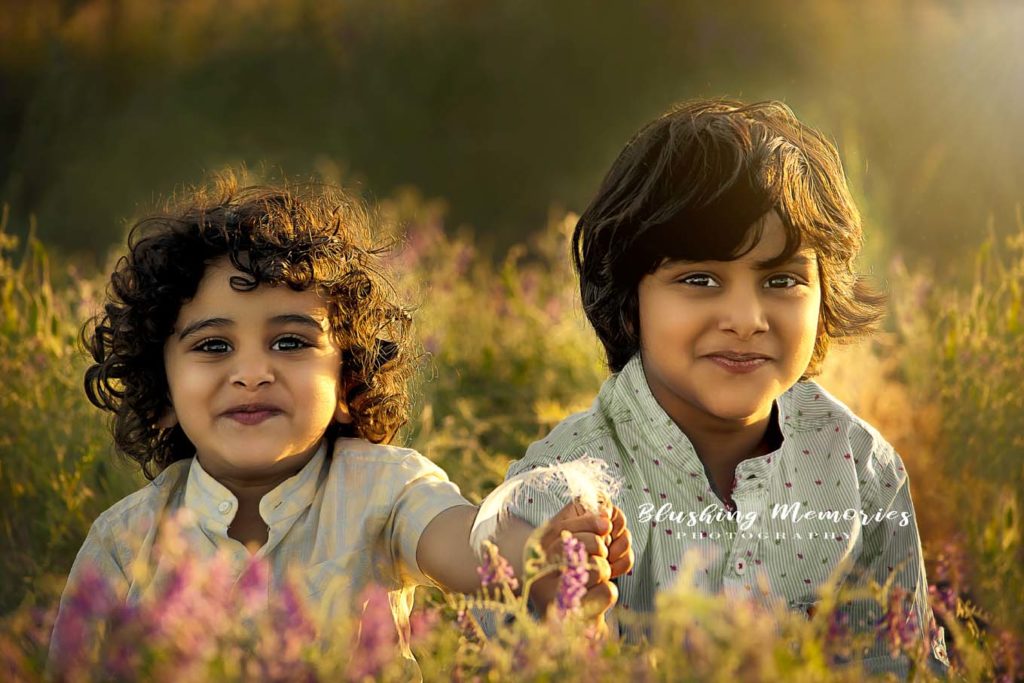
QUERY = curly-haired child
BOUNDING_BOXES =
[48,177,630,671]
[502,100,949,676]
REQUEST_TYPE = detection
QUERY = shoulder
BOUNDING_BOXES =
[329,437,452,483]
[783,381,906,494]
[86,459,190,550]
[783,382,884,444]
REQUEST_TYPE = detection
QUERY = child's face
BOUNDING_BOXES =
[636,211,821,431]
[162,259,344,481]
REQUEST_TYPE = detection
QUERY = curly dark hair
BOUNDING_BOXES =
[83,176,415,479]
[572,98,885,376]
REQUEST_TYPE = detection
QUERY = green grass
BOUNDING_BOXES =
[0,196,1021,680]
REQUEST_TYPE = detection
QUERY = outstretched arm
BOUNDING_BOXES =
[415,502,618,595]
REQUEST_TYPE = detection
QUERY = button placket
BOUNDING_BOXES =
[727,491,766,579]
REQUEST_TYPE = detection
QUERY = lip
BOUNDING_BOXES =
[221,403,284,425]
[704,352,771,374]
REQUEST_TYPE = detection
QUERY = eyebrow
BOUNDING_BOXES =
[661,252,818,271]
[754,253,818,270]
[177,314,328,342]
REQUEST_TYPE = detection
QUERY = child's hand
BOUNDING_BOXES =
[529,500,619,628]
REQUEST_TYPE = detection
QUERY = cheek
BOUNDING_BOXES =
[637,286,683,342]
[301,362,343,417]
[791,295,822,355]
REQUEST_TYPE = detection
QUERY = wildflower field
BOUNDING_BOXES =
[0,190,1021,681]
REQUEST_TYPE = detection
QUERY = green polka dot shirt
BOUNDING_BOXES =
[505,353,948,674]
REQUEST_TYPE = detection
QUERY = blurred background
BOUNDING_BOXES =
[1,0,1022,676]
[2,0,1023,268]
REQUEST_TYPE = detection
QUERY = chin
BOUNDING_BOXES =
[703,399,771,423]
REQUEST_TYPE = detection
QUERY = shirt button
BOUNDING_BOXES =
[218,501,232,514]
[735,560,746,575]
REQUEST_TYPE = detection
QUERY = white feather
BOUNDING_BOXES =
[469,455,622,559]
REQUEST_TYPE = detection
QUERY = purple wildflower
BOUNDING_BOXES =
[256,580,317,682]
[348,585,398,680]
[826,609,850,643]
[273,581,317,654]
[822,606,852,663]
[453,243,475,276]
[992,629,1023,683]
[928,583,958,615]
[476,541,519,593]
[928,539,969,616]
[50,566,116,675]
[877,587,921,657]
[556,531,589,617]
[237,557,270,616]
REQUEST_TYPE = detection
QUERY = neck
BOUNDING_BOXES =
[199,447,320,553]
[682,406,780,468]
[675,405,782,502]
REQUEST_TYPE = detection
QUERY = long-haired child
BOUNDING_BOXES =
[49,177,630,672]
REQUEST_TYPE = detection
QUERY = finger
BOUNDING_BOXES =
[542,512,612,539]
[586,556,612,587]
[544,532,607,559]
[552,500,613,524]
[607,528,631,562]
[610,506,627,538]
[609,547,634,579]
[550,501,587,523]
[581,580,618,618]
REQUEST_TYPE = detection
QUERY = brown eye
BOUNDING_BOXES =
[193,338,230,353]
[765,275,799,289]
[679,274,720,287]
[272,336,311,352]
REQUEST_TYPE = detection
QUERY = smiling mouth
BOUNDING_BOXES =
[705,354,770,373]
[222,406,283,425]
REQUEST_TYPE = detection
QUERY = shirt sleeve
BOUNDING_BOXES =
[843,439,950,676]
[386,452,472,588]
[47,517,130,674]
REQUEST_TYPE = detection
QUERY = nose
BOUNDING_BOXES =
[718,285,769,340]
[230,349,275,389]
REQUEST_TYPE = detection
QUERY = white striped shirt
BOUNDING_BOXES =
[505,353,948,675]
[50,437,469,666]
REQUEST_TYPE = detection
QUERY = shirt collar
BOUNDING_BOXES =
[184,440,329,532]
[612,352,703,472]
[611,352,789,481]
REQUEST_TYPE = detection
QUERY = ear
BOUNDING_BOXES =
[157,406,178,430]
[334,396,354,425]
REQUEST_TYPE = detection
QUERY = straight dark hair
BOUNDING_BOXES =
[572,99,885,375]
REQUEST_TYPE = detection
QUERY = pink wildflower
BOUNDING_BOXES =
[347,585,398,680]
[409,606,440,645]
[237,557,270,616]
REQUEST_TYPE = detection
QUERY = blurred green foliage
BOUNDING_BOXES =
[0,2,1022,667]
[0,211,141,615]
[1,189,1021,659]
[385,192,606,501]
[2,0,1024,269]
[891,212,1024,638]
[0,198,1021,677]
